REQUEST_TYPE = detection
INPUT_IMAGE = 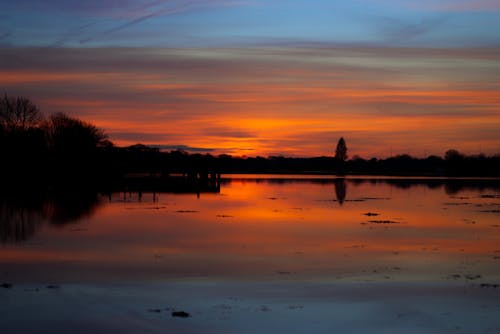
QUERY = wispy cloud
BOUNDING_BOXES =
[374,16,447,44]
[420,0,500,12]
[1,46,498,157]
[372,0,500,12]
[78,2,195,44]
[201,126,257,139]
[154,144,215,152]
[2,0,162,16]
[44,0,251,45]
[4,0,498,48]
[51,22,96,47]
[108,131,171,143]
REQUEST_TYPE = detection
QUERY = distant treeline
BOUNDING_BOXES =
[1,95,499,187]
[195,151,500,176]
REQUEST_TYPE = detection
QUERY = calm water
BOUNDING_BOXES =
[1,176,500,284]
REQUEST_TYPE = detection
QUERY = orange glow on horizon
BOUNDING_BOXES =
[1,46,499,157]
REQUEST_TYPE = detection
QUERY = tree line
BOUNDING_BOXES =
[1,95,499,188]
[0,95,112,185]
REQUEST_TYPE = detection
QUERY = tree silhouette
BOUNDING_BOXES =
[43,113,109,180]
[445,149,463,161]
[0,94,43,131]
[45,112,108,154]
[335,137,348,161]
[0,96,46,180]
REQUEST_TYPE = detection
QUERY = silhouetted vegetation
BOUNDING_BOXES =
[0,94,42,130]
[183,151,499,177]
[1,95,499,188]
[3,95,497,245]
[335,137,348,162]
[0,95,116,186]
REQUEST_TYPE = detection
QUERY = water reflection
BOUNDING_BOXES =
[1,177,499,245]
[43,190,103,225]
[1,175,500,283]
[0,189,103,243]
[223,176,500,193]
[334,178,346,205]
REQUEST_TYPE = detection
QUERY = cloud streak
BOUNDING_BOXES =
[154,145,215,152]
[417,0,500,12]
[372,0,500,12]
[1,46,499,157]
[5,0,499,48]
[44,0,250,46]
[373,16,447,44]
[78,1,197,44]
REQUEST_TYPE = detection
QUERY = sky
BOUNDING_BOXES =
[1,0,499,157]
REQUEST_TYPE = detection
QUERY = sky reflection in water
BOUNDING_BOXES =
[1,176,499,283]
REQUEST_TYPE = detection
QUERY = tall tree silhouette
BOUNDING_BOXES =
[335,137,348,161]
[0,94,43,131]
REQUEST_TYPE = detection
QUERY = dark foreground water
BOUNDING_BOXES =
[1,176,500,333]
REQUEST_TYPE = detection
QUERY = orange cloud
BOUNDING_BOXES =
[1,47,499,157]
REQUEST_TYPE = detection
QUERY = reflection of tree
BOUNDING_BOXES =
[0,190,46,243]
[0,188,104,243]
[344,178,500,194]
[334,178,346,205]
[43,190,103,225]
[0,204,40,243]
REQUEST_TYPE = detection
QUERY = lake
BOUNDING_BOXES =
[1,175,500,333]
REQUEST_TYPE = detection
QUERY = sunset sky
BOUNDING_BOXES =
[1,0,499,158]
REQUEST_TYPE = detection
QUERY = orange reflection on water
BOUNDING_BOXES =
[0,177,499,283]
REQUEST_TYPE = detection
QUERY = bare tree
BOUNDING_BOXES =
[0,94,43,130]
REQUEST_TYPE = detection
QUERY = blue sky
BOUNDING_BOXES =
[2,0,500,47]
